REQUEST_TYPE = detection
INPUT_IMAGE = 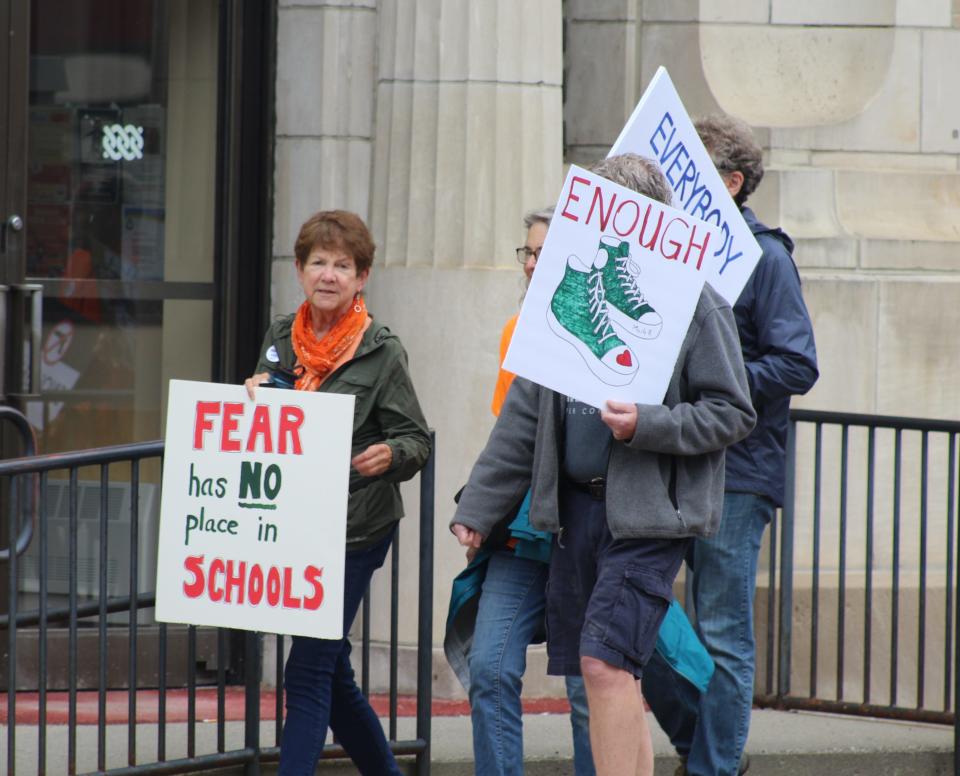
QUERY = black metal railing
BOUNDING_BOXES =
[0,419,434,776]
[758,409,960,750]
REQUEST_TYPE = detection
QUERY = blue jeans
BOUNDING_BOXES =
[468,550,595,776]
[279,527,400,776]
[644,492,774,776]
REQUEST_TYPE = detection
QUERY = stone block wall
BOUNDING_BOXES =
[270,0,960,699]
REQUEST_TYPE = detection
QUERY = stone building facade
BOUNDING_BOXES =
[270,0,960,700]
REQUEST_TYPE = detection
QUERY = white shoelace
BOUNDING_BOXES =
[615,257,650,310]
[588,270,618,345]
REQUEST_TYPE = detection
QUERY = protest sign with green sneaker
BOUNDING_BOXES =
[502,165,721,409]
[546,254,638,386]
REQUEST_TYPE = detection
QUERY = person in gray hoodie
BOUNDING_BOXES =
[451,153,756,776]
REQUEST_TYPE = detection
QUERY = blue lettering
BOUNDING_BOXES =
[676,159,698,202]
[649,112,674,157]
[719,234,743,275]
[664,144,690,188]
[688,186,712,220]
[714,222,731,258]
[659,136,683,173]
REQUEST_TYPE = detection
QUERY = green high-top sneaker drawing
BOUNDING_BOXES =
[546,254,638,386]
[596,236,662,340]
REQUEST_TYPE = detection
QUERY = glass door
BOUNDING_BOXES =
[22,0,219,453]
[0,0,224,679]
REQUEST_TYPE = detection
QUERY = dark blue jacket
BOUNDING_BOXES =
[724,207,819,506]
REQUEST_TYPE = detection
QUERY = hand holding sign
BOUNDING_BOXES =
[600,400,638,441]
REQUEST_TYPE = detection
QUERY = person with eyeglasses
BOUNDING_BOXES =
[445,207,596,776]
[489,214,545,414]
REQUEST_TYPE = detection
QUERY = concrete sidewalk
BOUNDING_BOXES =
[6,706,952,775]
[404,708,954,776]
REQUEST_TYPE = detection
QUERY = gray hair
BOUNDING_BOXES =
[694,113,763,206]
[523,207,553,229]
[589,153,673,206]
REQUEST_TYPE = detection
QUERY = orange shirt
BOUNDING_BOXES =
[491,314,519,417]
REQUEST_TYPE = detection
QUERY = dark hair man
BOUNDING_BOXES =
[643,114,819,776]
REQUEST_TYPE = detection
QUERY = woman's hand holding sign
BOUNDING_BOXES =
[245,372,271,399]
[601,399,638,441]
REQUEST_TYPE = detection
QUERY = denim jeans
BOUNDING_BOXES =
[279,526,400,776]
[644,492,774,776]
[468,550,595,776]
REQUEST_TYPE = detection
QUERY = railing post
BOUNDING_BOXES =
[954,433,960,776]
[778,418,797,699]
[7,471,17,776]
[245,630,262,776]
[416,434,435,776]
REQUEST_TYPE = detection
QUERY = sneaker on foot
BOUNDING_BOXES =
[596,236,663,340]
[547,253,638,386]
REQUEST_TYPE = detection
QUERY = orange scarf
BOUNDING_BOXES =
[291,295,368,391]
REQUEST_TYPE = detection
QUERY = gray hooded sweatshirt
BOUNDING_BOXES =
[453,283,757,541]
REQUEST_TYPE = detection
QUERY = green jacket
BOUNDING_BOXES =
[256,314,431,548]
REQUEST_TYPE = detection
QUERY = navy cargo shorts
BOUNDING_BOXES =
[545,480,690,679]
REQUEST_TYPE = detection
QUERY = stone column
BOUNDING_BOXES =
[563,0,640,164]
[271,0,378,314]
[370,0,563,270]
[364,0,564,673]
[263,1,380,689]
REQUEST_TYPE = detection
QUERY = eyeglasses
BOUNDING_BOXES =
[515,246,542,263]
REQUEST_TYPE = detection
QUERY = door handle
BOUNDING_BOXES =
[8,284,42,398]
[1,214,24,254]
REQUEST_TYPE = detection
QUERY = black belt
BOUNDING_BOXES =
[566,476,606,500]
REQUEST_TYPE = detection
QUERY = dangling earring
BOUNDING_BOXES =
[353,293,362,313]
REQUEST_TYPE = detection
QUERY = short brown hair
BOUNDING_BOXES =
[294,210,375,274]
[694,114,764,207]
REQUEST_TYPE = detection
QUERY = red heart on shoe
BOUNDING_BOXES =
[616,350,632,367]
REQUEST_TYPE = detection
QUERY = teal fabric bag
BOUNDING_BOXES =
[655,599,714,693]
[444,549,492,689]
[507,491,552,564]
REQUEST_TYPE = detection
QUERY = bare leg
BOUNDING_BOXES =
[581,656,644,775]
[635,678,654,776]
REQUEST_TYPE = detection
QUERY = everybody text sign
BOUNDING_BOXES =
[609,67,761,304]
[155,380,354,639]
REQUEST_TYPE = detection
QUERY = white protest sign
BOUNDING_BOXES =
[155,380,355,639]
[503,165,721,409]
[609,67,761,305]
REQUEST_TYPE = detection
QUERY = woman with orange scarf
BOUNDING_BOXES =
[245,210,430,775]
